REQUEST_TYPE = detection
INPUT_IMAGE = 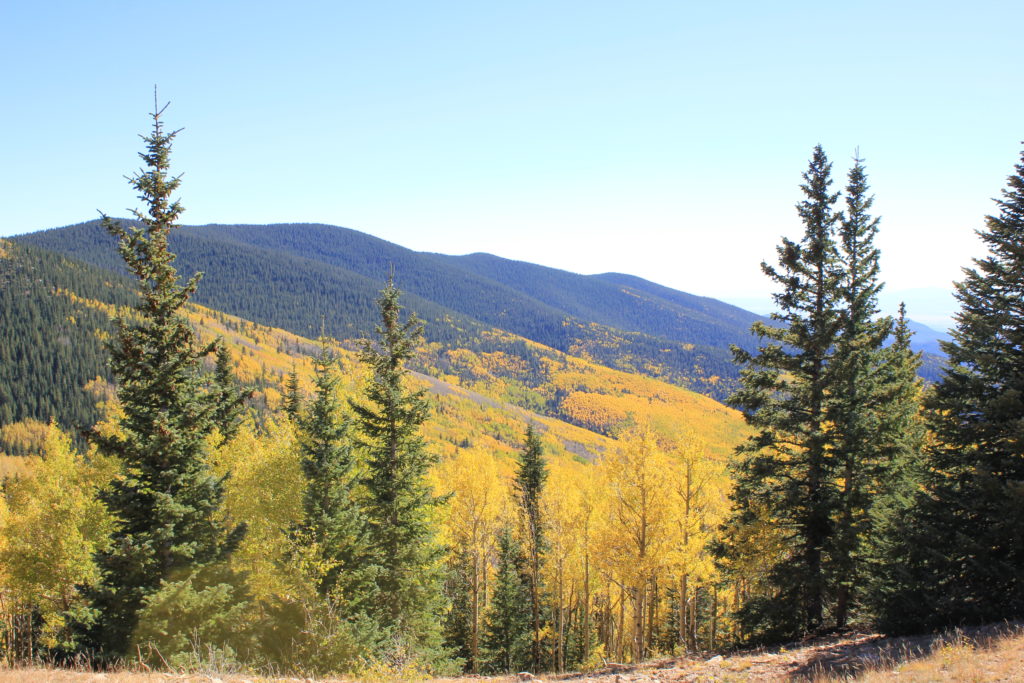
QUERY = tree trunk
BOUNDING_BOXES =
[711,585,718,650]
[470,551,480,673]
[679,574,687,650]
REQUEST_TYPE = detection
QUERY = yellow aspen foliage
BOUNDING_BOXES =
[435,447,508,671]
[210,419,309,602]
[592,424,685,661]
[663,430,731,651]
[0,424,115,649]
[542,458,601,669]
[0,419,49,455]
[672,431,726,584]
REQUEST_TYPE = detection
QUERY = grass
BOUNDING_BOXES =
[2,623,1023,681]
[835,622,1024,682]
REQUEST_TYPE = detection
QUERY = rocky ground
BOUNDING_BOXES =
[3,622,1022,682]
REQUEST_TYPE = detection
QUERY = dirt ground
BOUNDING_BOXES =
[3,622,1022,682]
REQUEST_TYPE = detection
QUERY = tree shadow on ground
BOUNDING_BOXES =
[793,621,1023,680]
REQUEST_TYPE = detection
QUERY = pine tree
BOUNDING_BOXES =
[296,337,376,614]
[350,277,445,648]
[514,424,547,670]
[86,100,243,655]
[481,527,531,674]
[210,342,245,442]
[863,304,925,626]
[877,148,1024,632]
[284,364,302,420]
[827,154,892,628]
[441,552,474,671]
[725,145,843,640]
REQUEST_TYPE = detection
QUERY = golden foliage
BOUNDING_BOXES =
[0,424,116,649]
[210,419,309,603]
[0,419,49,456]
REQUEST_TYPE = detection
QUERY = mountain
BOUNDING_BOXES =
[0,238,748,466]
[16,220,768,400]
[905,319,952,357]
[0,239,134,438]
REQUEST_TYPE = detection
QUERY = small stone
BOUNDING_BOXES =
[707,654,724,663]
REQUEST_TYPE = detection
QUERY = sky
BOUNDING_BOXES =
[3,1,1022,329]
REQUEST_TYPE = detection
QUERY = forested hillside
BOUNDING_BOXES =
[0,240,134,439]
[16,220,766,399]
[1,204,748,672]
[0,237,746,464]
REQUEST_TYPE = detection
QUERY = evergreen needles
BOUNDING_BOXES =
[86,100,243,656]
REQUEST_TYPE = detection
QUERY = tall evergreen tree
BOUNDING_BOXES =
[481,527,532,674]
[350,277,445,648]
[827,154,892,627]
[87,100,242,655]
[863,304,926,625]
[284,363,302,420]
[877,148,1024,633]
[210,341,245,442]
[441,551,475,671]
[296,337,376,614]
[724,145,843,640]
[514,424,548,670]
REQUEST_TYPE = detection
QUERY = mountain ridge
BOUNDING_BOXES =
[15,219,769,399]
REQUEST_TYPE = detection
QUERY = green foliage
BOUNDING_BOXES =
[863,306,927,627]
[514,424,548,670]
[825,156,898,628]
[296,337,379,615]
[0,240,134,435]
[725,145,844,639]
[133,567,252,669]
[441,552,474,670]
[876,148,1024,633]
[350,278,446,657]
[16,219,769,401]
[86,102,243,656]
[284,364,302,420]
[481,528,531,673]
[209,342,246,442]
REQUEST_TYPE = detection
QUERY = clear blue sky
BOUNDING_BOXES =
[3,1,1021,327]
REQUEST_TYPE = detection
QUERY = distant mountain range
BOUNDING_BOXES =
[14,220,947,395]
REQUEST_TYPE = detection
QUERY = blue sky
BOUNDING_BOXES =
[3,1,1021,327]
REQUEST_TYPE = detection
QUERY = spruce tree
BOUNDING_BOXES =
[725,145,843,640]
[827,154,892,627]
[514,424,547,670]
[210,341,245,442]
[481,527,531,674]
[87,101,242,655]
[877,148,1024,632]
[284,364,302,420]
[296,337,376,614]
[350,277,445,649]
[863,304,926,626]
[441,552,474,670]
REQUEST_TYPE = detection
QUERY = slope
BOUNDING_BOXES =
[16,220,767,399]
[0,239,749,465]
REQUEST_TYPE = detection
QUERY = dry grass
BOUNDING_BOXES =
[3,623,1023,681]
[834,622,1024,682]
